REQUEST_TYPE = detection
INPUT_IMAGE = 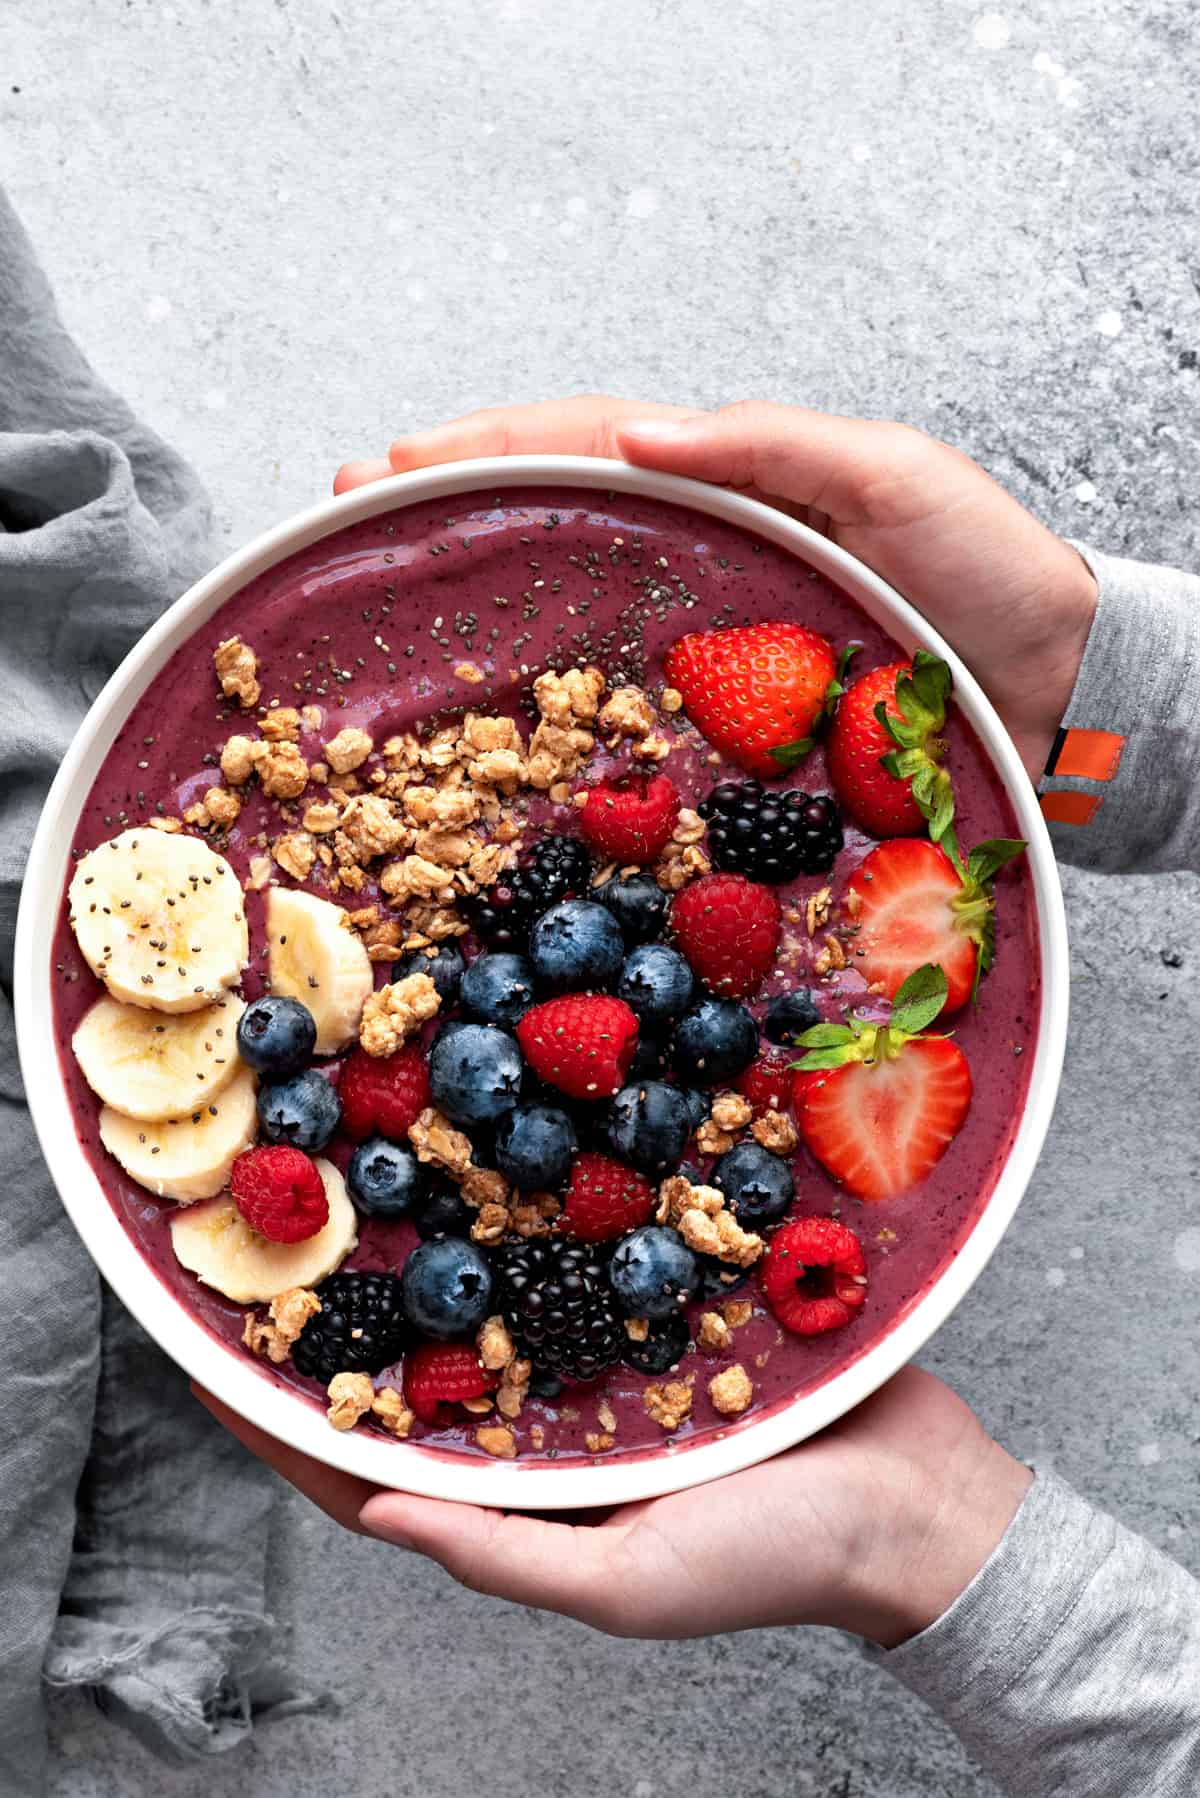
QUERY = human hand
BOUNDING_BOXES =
[195,1367,1030,1648]
[336,396,1097,779]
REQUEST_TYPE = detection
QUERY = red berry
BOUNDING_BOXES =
[761,1216,868,1335]
[671,872,781,998]
[338,1041,431,1142]
[664,621,837,779]
[845,838,978,1015]
[516,994,639,1100]
[576,773,680,863]
[827,656,954,838]
[403,1341,498,1425]
[558,1151,658,1243]
[795,1034,972,1202]
[735,1048,795,1116]
[231,1145,329,1244]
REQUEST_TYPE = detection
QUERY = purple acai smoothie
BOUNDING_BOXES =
[51,487,1039,1467]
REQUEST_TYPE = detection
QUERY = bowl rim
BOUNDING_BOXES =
[14,454,1068,1509]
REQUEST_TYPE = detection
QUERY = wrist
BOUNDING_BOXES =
[831,1401,1033,1650]
[1008,540,1099,781]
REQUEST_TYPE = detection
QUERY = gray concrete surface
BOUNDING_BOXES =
[6,1,1200,1793]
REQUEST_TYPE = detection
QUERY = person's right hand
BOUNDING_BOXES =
[337,397,1098,780]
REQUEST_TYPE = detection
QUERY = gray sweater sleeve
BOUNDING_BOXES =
[880,550,1200,1794]
[883,1471,1200,1795]
[1039,547,1200,874]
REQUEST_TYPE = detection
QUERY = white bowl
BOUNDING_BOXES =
[14,456,1068,1509]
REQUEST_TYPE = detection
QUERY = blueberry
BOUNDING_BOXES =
[429,1022,523,1127]
[617,944,695,1029]
[597,872,670,943]
[608,1081,692,1175]
[622,1311,691,1375]
[713,1141,794,1227]
[763,988,821,1045]
[460,951,536,1028]
[693,1255,752,1301]
[347,1137,429,1218]
[494,1103,577,1190]
[608,1225,699,1318]
[673,999,759,1087]
[256,1069,341,1151]
[236,995,316,1076]
[411,1185,474,1240]
[629,1031,672,1080]
[401,1237,494,1339]
[391,942,465,1005]
[529,899,624,992]
[528,1367,564,1401]
[679,1088,710,1132]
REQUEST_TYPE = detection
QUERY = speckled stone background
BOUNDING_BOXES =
[6,1,1200,1793]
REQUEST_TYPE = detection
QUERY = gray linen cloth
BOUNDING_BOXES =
[0,188,319,1794]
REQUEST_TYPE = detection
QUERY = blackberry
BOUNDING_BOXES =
[700,781,844,881]
[492,1237,624,1382]
[468,836,592,947]
[291,1271,408,1385]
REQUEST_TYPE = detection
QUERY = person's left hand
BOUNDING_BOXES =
[194,1365,1030,1647]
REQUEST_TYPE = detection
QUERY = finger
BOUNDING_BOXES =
[360,1491,626,1627]
[192,1384,377,1533]
[617,402,931,524]
[333,457,393,494]
[387,394,698,472]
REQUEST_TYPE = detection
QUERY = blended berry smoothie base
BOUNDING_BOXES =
[50,487,1040,1465]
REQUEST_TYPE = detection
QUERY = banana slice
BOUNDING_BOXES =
[73,993,245,1122]
[169,1158,358,1304]
[99,1065,258,1203]
[266,887,373,1054]
[68,827,248,1013]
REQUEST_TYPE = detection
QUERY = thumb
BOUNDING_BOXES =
[359,1493,627,1629]
[617,401,932,524]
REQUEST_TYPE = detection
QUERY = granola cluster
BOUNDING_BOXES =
[656,1174,765,1269]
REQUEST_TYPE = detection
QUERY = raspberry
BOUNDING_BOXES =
[671,872,781,998]
[735,1049,795,1116]
[230,1145,328,1244]
[402,1340,498,1425]
[515,994,639,1100]
[338,1041,430,1142]
[576,773,680,863]
[760,1216,868,1336]
[558,1151,658,1243]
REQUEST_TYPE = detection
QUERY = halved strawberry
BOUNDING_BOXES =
[791,964,972,1201]
[846,836,1025,1013]
[663,621,838,779]
[827,653,952,839]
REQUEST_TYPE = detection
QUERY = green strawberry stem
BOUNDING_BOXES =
[791,964,949,1072]
[950,837,1027,998]
[878,649,956,849]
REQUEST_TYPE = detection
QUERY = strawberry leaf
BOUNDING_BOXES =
[792,1019,857,1071]
[769,736,814,769]
[796,1022,854,1048]
[888,963,948,1034]
[966,838,1027,885]
[792,1047,854,1071]
[825,641,862,703]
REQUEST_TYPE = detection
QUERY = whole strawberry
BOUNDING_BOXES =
[516,993,639,1099]
[576,772,680,863]
[761,1216,868,1336]
[558,1151,658,1242]
[827,653,952,838]
[663,621,836,779]
[791,964,972,1201]
[671,872,780,998]
[338,1041,431,1142]
[402,1341,498,1425]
